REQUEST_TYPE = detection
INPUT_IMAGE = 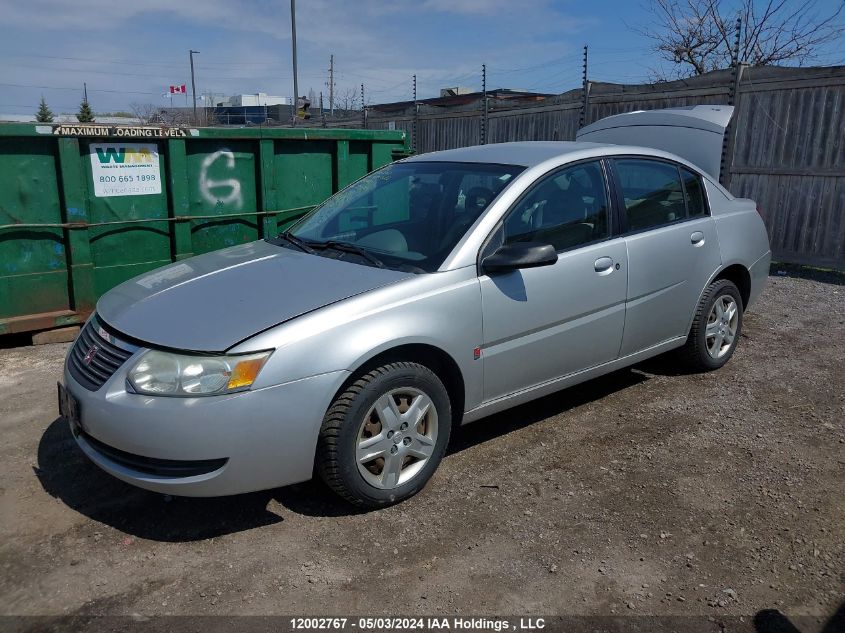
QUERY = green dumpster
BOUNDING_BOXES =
[0,123,408,336]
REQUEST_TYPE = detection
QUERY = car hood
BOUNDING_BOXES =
[96,240,412,352]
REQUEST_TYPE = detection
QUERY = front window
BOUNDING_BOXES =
[502,160,610,251]
[283,161,523,272]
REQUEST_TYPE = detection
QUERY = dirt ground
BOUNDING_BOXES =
[0,274,842,627]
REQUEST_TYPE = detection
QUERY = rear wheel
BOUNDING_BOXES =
[316,362,451,508]
[680,279,743,371]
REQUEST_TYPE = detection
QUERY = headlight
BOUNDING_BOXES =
[128,350,272,396]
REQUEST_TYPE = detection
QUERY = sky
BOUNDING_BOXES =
[0,0,843,116]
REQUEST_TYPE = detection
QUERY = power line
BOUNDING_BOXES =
[418,68,479,90]
[333,71,416,90]
[521,66,583,86]
[491,53,583,75]
[0,82,162,95]
[11,63,190,80]
[10,62,285,81]
[368,77,414,94]
[589,51,652,61]
[1,52,290,70]
[524,73,583,93]
[0,103,75,108]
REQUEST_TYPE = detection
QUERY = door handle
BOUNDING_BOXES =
[691,231,705,247]
[594,256,614,275]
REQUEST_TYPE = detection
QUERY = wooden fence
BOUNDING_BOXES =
[318,65,845,269]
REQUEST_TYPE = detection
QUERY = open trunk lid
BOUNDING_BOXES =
[575,105,733,179]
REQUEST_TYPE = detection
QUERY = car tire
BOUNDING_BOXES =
[315,362,451,508]
[680,279,744,371]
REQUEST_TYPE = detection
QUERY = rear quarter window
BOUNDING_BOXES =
[681,167,708,217]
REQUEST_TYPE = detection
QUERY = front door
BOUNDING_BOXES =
[479,160,628,402]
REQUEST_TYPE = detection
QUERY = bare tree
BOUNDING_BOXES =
[129,102,165,124]
[129,103,216,126]
[336,87,360,112]
[638,0,844,78]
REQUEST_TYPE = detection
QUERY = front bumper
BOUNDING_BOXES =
[63,359,349,497]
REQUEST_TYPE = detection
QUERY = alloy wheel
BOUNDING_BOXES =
[705,295,739,359]
[355,387,439,490]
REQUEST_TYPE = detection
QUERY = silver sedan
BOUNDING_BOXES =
[59,106,771,507]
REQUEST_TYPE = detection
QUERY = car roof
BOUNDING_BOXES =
[399,140,726,186]
[402,141,615,168]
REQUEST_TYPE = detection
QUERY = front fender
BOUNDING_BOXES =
[231,267,485,413]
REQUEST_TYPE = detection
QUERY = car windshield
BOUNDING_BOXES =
[282,161,523,272]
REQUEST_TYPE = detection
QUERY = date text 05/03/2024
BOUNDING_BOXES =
[289,618,546,631]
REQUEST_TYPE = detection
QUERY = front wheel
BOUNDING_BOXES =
[679,279,743,371]
[315,362,451,508]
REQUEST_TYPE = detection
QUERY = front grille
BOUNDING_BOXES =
[68,316,136,391]
[80,430,228,477]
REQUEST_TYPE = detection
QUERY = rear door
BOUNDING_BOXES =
[609,158,722,356]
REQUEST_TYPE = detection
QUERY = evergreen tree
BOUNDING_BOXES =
[77,99,95,123]
[35,96,54,122]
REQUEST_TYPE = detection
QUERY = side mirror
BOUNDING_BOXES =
[482,242,558,274]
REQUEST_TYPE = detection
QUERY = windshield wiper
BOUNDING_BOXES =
[322,240,385,268]
[275,232,384,268]
[277,231,317,254]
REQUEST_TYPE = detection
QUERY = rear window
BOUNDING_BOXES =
[614,159,686,231]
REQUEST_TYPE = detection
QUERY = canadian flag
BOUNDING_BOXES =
[169,84,186,94]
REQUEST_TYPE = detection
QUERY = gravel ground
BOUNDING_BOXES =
[0,274,842,627]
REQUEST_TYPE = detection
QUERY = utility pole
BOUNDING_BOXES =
[320,91,326,127]
[328,54,335,117]
[579,45,589,129]
[481,64,487,145]
[361,83,366,129]
[83,82,88,102]
[412,74,418,153]
[189,50,200,124]
[290,0,299,125]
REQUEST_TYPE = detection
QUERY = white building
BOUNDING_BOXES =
[211,93,291,107]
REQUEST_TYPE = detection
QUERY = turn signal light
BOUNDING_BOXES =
[227,357,268,390]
